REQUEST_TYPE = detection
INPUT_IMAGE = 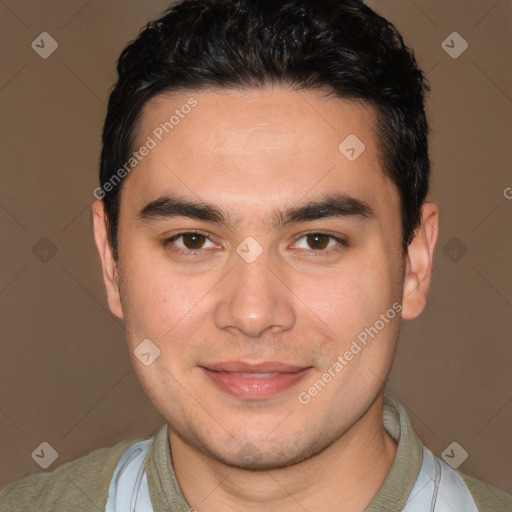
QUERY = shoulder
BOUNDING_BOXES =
[401,444,511,512]
[457,471,512,511]
[0,433,152,512]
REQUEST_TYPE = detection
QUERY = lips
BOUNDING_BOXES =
[203,361,308,373]
[200,361,312,400]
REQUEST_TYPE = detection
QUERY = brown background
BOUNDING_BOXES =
[1,0,511,494]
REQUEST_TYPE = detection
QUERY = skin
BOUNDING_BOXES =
[93,87,438,511]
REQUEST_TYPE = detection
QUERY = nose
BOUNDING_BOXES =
[214,248,296,338]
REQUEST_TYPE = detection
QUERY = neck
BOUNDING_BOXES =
[169,394,397,512]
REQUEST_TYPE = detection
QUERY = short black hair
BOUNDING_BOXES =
[99,0,431,260]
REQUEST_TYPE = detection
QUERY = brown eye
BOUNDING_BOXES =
[306,233,330,250]
[163,231,217,255]
[292,232,346,255]
[181,232,207,249]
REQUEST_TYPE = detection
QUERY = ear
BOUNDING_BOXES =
[401,202,439,319]
[92,200,124,319]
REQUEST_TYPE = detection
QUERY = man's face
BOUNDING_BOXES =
[99,88,410,468]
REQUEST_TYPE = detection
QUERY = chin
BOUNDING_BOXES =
[205,436,326,471]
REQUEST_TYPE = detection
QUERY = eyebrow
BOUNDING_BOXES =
[138,192,376,229]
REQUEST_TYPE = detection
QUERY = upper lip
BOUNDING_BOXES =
[201,361,311,373]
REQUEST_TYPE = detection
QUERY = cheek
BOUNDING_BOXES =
[303,257,396,338]
[129,277,196,339]
[118,251,197,343]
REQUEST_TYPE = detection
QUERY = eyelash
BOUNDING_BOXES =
[162,230,348,257]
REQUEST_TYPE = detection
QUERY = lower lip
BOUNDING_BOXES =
[201,368,312,400]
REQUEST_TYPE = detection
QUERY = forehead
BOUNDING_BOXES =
[123,87,399,227]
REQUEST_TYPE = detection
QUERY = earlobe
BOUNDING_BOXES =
[92,200,124,319]
[401,202,439,320]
